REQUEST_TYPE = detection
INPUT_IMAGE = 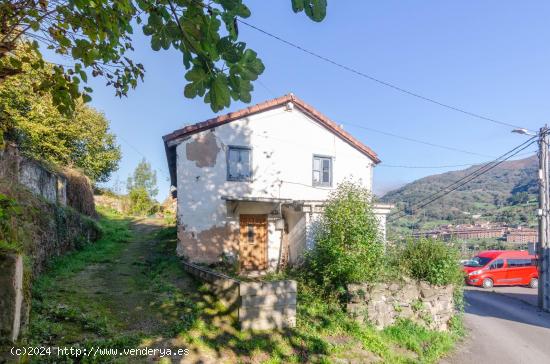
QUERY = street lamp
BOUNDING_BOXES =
[512,126,549,311]
[511,128,537,136]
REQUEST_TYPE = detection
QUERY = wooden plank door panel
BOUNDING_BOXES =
[240,214,268,270]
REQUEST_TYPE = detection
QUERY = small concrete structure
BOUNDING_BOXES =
[181,261,296,330]
[239,280,297,330]
[0,254,23,342]
[347,279,455,331]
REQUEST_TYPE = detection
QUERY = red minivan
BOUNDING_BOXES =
[463,250,538,289]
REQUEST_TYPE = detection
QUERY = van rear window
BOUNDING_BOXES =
[507,258,535,267]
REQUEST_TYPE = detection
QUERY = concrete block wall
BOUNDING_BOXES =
[181,261,297,330]
[181,261,240,308]
[239,280,297,330]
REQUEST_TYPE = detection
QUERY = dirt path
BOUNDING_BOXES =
[69,218,173,333]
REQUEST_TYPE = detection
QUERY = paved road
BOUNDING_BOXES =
[443,287,550,364]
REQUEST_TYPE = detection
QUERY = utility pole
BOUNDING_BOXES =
[538,126,550,311]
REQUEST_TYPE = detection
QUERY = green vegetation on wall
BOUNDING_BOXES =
[0,193,22,253]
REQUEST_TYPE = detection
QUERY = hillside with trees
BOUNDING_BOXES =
[0,46,121,183]
[381,155,539,231]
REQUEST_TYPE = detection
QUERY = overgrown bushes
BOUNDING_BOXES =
[303,181,384,295]
[128,187,158,216]
[301,181,463,299]
[388,238,464,286]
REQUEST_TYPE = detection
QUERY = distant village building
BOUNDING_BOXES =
[505,228,538,244]
[413,223,538,244]
[447,227,504,240]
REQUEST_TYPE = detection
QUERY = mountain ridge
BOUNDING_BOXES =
[380,155,538,228]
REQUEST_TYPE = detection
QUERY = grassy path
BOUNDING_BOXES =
[20,210,462,363]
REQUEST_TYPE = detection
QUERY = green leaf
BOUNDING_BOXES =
[235,49,264,81]
[184,66,209,99]
[209,74,230,111]
[291,0,305,12]
[151,36,161,51]
[304,0,327,22]
[148,12,162,28]
[293,0,327,22]
[79,71,87,83]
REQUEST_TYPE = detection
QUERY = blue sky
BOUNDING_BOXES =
[48,1,550,199]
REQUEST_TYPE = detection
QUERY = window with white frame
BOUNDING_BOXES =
[312,155,332,186]
[227,146,252,181]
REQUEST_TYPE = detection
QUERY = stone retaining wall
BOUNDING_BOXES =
[1,143,66,206]
[347,279,455,331]
[181,261,296,330]
[0,206,101,343]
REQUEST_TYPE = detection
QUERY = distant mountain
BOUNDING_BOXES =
[381,155,538,229]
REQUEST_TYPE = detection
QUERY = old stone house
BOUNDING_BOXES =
[163,94,392,271]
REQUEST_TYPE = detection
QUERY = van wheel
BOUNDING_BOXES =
[529,278,539,289]
[482,278,494,289]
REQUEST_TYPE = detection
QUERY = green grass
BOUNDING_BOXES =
[21,210,464,363]
[383,319,464,363]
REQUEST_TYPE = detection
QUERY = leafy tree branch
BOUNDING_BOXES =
[0,0,328,114]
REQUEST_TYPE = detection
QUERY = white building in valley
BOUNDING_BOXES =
[163,94,392,271]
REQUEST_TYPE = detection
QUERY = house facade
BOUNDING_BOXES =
[163,94,392,271]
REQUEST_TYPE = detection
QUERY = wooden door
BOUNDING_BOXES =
[240,214,268,270]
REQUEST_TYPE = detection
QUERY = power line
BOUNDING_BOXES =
[388,138,537,222]
[387,136,538,222]
[253,70,494,158]
[393,136,536,211]
[342,122,495,158]
[400,141,536,217]
[380,150,537,169]
[238,19,528,131]
[240,41,499,159]
[116,134,171,181]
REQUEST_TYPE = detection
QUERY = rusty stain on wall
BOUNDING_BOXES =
[185,132,220,168]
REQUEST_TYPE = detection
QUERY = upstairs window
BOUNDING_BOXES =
[313,155,332,186]
[227,146,252,181]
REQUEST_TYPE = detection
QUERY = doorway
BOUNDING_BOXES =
[239,214,268,270]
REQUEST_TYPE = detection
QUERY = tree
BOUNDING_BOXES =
[0,47,121,182]
[506,191,530,206]
[127,158,158,198]
[0,1,327,114]
[128,187,156,216]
